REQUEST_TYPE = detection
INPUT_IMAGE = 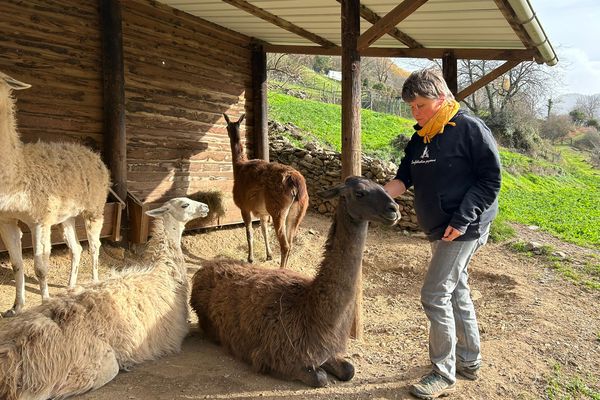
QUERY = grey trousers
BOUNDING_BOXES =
[420,230,489,383]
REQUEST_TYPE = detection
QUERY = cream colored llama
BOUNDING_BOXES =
[0,71,110,317]
[0,197,209,400]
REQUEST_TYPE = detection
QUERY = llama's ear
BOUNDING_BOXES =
[317,182,346,199]
[238,113,245,124]
[2,74,31,90]
[223,113,231,125]
[146,206,168,218]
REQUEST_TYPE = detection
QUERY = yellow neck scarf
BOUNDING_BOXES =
[417,99,460,143]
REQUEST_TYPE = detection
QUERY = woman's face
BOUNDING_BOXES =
[408,95,445,126]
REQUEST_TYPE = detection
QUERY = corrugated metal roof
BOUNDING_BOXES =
[158,0,557,65]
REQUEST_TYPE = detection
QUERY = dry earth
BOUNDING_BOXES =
[1,212,599,399]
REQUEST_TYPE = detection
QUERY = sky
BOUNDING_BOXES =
[519,0,600,96]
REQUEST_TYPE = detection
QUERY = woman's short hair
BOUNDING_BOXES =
[401,67,454,102]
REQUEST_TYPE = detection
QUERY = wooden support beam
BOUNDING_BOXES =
[251,44,268,161]
[336,0,423,48]
[341,0,363,340]
[357,0,428,51]
[455,59,521,102]
[263,44,536,61]
[222,0,338,48]
[443,51,458,95]
[100,0,127,203]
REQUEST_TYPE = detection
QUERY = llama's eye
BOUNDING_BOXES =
[355,190,365,198]
[181,203,190,209]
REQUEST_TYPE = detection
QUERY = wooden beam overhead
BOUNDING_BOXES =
[336,0,423,48]
[263,44,537,61]
[357,0,428,51]
[222,0,338,48]
[455,59,521,101]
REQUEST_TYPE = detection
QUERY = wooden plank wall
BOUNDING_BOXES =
[122,0,254,226]
[0,0,254,232]
[0,0,104,149]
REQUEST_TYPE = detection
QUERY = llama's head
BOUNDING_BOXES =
[146,197,209,225]
[318,176,401,225]
[223,113,245,142]
[0,71,31,97]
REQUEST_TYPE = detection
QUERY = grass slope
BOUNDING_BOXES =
[269,92,414,162]
[268,92,600,250]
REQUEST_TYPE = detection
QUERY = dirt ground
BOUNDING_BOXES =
[1,211,599,399]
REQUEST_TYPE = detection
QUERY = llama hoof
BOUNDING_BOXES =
[335,360,355,381]
[1,308,17,318]
[323,358,355,381]
[300,366,328,388]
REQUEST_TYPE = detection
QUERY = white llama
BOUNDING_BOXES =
[0,71,110,317]
[0,197,209,400]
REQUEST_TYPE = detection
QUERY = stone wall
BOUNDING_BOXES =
[268,121,420,231]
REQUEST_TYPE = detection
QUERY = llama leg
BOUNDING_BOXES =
[53,343,119,398]
[293,365,329,388]
[0,220,25,316]
[272,215,290,269]
[91,347,119,391]
[259,215,273,261]
[322,356,355,381]
[241,210,254,263]
[62,217,83,287]
[85,216,103,283]
[31,224,52,302]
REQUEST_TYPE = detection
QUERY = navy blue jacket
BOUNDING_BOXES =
[395,110,501,241]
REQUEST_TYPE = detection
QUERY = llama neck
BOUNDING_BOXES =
[0,91,23,178]
[309,198,368,320]
[146,216,186,282]
[229,136,248,166]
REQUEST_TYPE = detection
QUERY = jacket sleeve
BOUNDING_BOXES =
[449,120,502,233]
[394,134,416,189]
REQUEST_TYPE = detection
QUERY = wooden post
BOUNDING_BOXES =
[100,0,127,202]
[251,44,269,161]
[341,0,363,340]
[442,51,458,96]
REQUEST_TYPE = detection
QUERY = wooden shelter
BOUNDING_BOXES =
[1,0,556,336]
[0,0,556,245]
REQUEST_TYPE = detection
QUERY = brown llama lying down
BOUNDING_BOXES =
[224,113,309,269]
[190,176,401,387]
[0,70,110,317]
[0,198,208,400]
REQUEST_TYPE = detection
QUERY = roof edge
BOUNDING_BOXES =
[506,0,558,66]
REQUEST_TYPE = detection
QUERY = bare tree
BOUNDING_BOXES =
[575,94,600,120]
[267,53,311,88]
[458,60,556,120]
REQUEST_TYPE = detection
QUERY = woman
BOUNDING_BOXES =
[384,67,501,399]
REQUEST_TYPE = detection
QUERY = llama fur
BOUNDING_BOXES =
[0,197,209,400]
[0,71,110,316]
[224,113,309,269]
[190,176,401,387]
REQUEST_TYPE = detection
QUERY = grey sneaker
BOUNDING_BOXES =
[409,371,456,399]
[456,365,480,381]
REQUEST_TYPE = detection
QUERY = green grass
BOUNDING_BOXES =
[268,91,600,251]
[499,147,600,249]
[546,363,600,400]
[268,91,414,162]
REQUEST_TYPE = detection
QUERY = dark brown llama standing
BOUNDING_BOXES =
[223,113,309,269]
[190,176,401,387]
